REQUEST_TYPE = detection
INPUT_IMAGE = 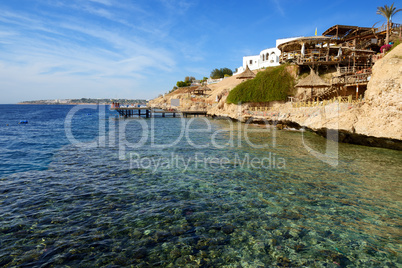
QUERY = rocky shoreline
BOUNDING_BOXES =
[246,118,402,151]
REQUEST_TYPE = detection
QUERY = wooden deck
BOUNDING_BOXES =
[310,71,371,100]
[331,72,371,86]
[110,107,153,118]
[181,111,208,117]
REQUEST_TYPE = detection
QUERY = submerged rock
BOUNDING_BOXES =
[222,224,235,234]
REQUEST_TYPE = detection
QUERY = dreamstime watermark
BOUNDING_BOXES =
[64,102,340,169]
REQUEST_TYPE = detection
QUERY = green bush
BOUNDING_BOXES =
[226,65,295,104]
[388,40,401,53]
[210,68,233,79]
[176,80,191,87]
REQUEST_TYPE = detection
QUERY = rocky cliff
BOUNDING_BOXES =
[150,45,402,149]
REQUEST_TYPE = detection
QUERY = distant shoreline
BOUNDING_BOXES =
[17,98,148,106]
[17,103,107,105]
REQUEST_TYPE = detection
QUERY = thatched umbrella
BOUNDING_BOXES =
[295,70,330,100]
[236,65,256,80]
[192,85,211,95]
[198,85,212,91]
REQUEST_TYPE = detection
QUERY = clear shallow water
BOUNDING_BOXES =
[0,105,401,267]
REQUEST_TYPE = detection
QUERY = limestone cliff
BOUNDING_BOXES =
[150,45,402,149]
[208,45,402,149]
[354,44,402,139]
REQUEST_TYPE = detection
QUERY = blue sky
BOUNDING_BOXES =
[0,0,401,103]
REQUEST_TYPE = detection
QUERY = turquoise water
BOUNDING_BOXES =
[0,105,401,267]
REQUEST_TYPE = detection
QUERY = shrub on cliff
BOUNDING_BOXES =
[210,68,233,79]
[176,80,191,87]
[226,65,295,104]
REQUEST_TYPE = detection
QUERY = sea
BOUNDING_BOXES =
[0,104,401,267]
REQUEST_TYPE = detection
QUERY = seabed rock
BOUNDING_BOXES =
[315,128,402,150]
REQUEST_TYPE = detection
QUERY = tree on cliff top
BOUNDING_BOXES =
[176,76,195,87]
[210,68,233,79]
[377,3,402,45]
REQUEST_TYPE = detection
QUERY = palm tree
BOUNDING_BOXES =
[377,3,402,45]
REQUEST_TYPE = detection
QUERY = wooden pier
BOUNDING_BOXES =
[110,107,207,118]
[181,111,208,117]
[111,107,152,117]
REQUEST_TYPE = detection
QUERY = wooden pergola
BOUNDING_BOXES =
[322,25,372,40]
[277,36,340,66]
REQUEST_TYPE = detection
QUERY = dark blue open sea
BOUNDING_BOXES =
[0,104,401,267]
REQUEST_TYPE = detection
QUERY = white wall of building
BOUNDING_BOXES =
[242,55,260,71]
[258,47,281,68]
[234,37,301,75]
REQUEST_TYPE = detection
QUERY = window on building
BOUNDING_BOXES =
[250,60,253,65]
[270,52,276,62]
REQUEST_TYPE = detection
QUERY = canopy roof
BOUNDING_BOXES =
[278,36,334,52]
[296,70,330,88]
[322,25,372,39]
[236,65,256,79]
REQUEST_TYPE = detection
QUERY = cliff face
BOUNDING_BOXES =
[149,73,250,111]
[354,44,402,139]
[207,45,402,146]
[150,45,402,148]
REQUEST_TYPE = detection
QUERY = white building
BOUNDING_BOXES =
[234,37,301,75]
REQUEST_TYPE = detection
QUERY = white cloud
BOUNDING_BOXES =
[87,0,113,6]
[0,0,227,103]
[0,5,182,103]
[83,6,114,19]
[158,0,195,14]
[271,0,285,16]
